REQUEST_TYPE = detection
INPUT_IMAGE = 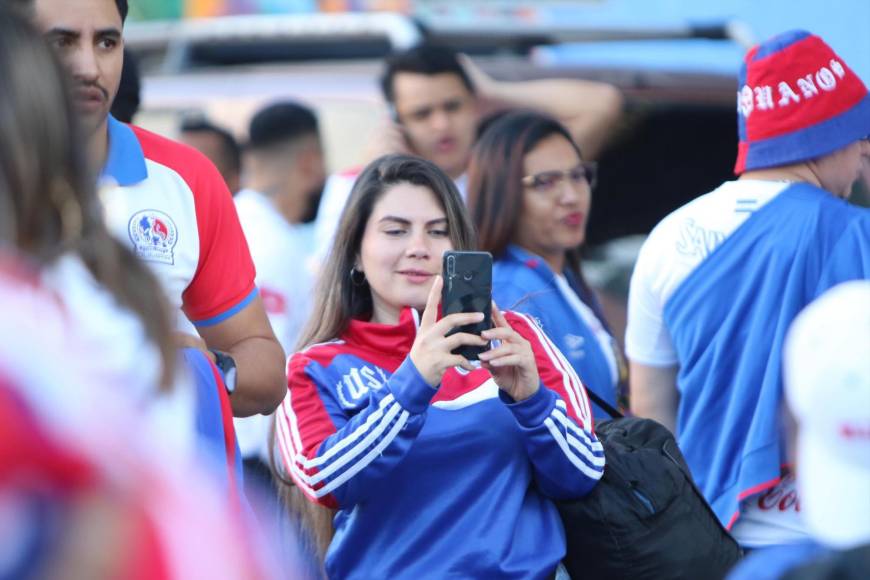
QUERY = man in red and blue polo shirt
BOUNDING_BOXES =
[33,0,286,422]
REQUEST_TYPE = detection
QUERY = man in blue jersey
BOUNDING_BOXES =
[727,280,870,579]
[626,30,870,549]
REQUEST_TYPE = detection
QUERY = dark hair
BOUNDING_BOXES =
[115,0,128,23]
[110,47,140,123]
[248,101,319,150]
[298,153,476,348]
[466,110,585,273]
[0,6,174,388]
[275,153,476,563]
[4,0,33,17]
[379,44,475,104]
[180,115,242,176]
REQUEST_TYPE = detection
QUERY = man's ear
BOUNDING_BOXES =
[298,140,325,180]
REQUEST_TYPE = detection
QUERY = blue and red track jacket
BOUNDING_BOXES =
[275,308,604,579]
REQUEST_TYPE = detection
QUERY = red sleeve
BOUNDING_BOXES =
[504,310,594,430]
[274,353,340,509]
[132,126,256,325]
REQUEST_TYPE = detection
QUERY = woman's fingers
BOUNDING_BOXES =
[431,311,484,336]
[451,355,478,373]
[443,332,488,352]
[491,302,510,329]
[481,326,517,342]
[478,340,524,362]
[419,275,443,330]
[482,354,526,368]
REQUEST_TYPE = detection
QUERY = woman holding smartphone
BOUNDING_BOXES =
[467,110,627,419]
[273,154,603,579]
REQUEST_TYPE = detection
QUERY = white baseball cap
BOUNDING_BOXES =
[784,280,870,549]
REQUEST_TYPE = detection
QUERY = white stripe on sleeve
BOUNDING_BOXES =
[544,416,605,481]
[513,312,592,425]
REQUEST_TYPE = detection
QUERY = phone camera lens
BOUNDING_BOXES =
[447,256,455,275]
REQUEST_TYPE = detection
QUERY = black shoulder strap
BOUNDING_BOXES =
[583,387,624,420]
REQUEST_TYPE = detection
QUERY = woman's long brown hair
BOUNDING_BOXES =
[466,109,587,277]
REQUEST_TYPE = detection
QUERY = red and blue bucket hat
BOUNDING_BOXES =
[735,30,870,174]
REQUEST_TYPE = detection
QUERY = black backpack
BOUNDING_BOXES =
[782,544,870,580]
[557,392,742,580]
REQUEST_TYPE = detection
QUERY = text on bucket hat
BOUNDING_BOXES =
[734,30,870,174]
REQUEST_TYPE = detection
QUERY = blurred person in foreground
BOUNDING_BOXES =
[233,101,325,499]
[273,154,603,578]
[626,30,870,550]
[4,0,254,503]
[467,110,627,419]
[0,259,280,579]
[314,43,624,258]
[179,114,242,195]
[32,0,286,420]
[0,251,288,580]
[0,7,291,578]
[0,0,186,433]
[728,280,870,579]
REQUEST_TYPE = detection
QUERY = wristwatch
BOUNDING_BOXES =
[211,350,237,394]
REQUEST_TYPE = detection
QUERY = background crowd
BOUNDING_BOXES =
[1,0,869,579]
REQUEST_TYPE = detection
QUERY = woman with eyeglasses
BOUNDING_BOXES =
[467,110,626,418]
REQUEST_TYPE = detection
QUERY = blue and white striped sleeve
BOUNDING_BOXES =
[275,354,436,509]
[500,311,605,500]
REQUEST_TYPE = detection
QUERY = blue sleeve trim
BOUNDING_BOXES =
[500,384,556,428]
[193,287,259,328]
[388,358,437,414]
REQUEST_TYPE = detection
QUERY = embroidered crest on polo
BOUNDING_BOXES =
[128,210,178,265]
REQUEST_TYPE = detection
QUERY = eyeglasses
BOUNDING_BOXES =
[522,162,598,193]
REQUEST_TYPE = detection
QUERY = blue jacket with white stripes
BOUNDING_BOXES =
[275,308,604,579]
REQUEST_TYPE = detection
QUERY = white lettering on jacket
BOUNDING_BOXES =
[336,365,389,408]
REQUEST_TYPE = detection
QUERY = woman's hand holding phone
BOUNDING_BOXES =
[479,303,540,402]
[410,276,489,387]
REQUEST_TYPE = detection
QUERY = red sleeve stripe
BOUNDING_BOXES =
[512,312,593,427]
[276,394,305,463]
[276,386,411,500]
[275,399,326,503]
[291,394,401,473]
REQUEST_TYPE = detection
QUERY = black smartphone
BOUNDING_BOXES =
[441,251,493,360]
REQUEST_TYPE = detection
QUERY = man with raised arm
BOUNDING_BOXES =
[315,43,624,257]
